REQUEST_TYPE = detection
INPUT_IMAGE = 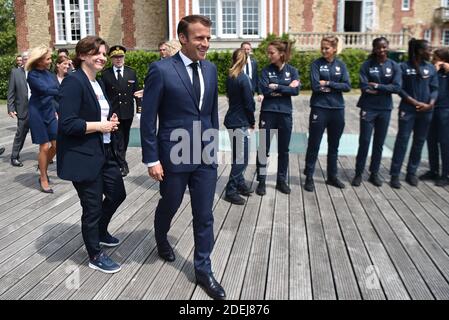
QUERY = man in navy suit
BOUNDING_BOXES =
[241,41,261,99]
[140,15,225,300]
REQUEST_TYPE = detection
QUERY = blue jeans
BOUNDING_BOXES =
[226,127,250,196]
[427,108,449,177]
[390,110,433,177]
[355,109,391,175]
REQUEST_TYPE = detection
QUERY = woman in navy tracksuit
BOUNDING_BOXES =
[421,48,449,186]
[389,39,438,189]
[352,37,402,187]
[303,36,351,192]
[224,48,256,205]
[255,40,300,196]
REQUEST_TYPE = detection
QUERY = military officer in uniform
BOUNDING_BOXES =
[101,45,141,176]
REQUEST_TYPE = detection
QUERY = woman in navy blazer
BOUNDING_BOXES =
[57,36,125,274]
[26,45,59,193]
[223,48,256,205]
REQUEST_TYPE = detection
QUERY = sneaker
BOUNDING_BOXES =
[326,176,345,189]
[256,181,266,196]
[405,173,418,187]
[237,184,254,196]
[390,176,401,189]
[419,170,439,181]
[276,181,291,194]
[88,251,121,273]
[351,174,362,187]
[304,176,315,192]
[224,193,246,205]
[368,173,383,187]
[99,234,121,247]
[435,177,449,187]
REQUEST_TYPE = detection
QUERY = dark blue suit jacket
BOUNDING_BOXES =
[57,69,115,182]
[248,57,259,94]
[140,52,219,173]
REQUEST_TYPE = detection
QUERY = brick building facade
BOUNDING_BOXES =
[13,0,449,52]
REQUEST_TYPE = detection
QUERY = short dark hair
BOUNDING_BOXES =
[58,48,69,55]
[240,41,251,48]
[158,41,167,48]
[177,15,212,39]
[73,36,108,69]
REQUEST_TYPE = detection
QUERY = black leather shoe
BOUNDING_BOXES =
[435,177,449,187]
[390,176,401,189]
[256,181,266,196]
[304,176,314,192]
[405,173,418,186]
[237,184,254,196]
[11,159,23,167]
[224,193,245,205]
[351,174,362,187]
[276,180,291,194]
[419,170,438,181]
[157,242,175,262]
[0,147,5,156]
[326,176,345,189]
[368,173,383,187]
[195,272,226,300]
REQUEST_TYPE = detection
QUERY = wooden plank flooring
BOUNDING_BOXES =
[1,95,449,300]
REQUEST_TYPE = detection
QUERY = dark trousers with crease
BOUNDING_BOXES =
[154,164,217,275]
[355,109,391,175]
[304,107,345,178]
[11,117,29,160]
[73,144,126,259]
[426,108,449,177]
[226,127,249,196]
[114,118,133,168]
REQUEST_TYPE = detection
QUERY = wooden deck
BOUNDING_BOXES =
[1,95,449,300]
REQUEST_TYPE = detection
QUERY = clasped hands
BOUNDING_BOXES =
[98,113,120,133]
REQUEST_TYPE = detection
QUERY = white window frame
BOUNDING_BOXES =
[424,29,432,43]
[401,0,410,11]
[442,0,449,7]
[54,0,95,45]
[442,29,449,46]
[194,0,264,39]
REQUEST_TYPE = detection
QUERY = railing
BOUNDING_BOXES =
[290,32,411,51]
[434,7,449,24]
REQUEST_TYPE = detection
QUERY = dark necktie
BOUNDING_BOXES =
[245,62,250,76]
[190,62,201,105]
[117,68,123,82]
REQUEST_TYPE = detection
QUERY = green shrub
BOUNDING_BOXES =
[0,55,15,100]
[0,38,374,99]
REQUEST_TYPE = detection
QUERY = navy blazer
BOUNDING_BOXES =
[140,52,219,173]
[57,69,115,182]
[247,57,259,94]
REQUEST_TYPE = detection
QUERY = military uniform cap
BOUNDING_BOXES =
[109,45,126,57]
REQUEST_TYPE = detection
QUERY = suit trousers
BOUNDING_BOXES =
[355,109,391,175]
[390,110,433,177]
[114,118,133,168]
[154,164,217,274]
[73,144,126,259]
[11,117,29,160]
[304,107,345,178]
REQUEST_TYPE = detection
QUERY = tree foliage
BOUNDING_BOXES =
[0,0,17,55]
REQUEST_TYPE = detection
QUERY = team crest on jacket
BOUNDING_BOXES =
[400,111,406,119]
[335,66,341,72]
[285,72,291,78]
